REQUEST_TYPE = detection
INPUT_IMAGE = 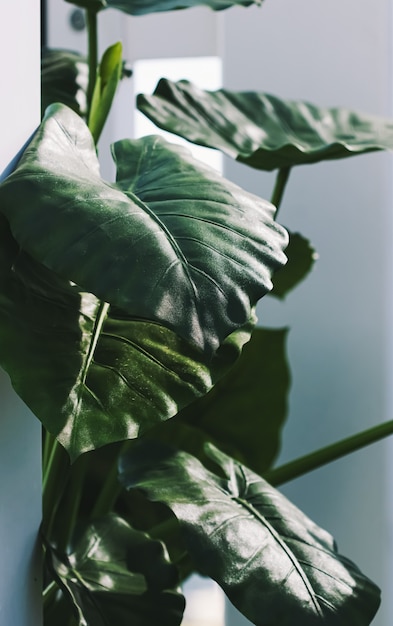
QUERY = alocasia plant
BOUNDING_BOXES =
[0,102,286,459]
[0,0,391,624]
[119,441,380,626]
[136,78,393,170]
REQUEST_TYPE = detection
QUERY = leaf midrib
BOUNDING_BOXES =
[231,494,324,618]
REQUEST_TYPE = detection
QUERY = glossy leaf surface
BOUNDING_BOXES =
[107,0,261,13]
[138,79,393,170]
[113,139,287,353]
[65,0,261,14]
[0,216,257,459]
[41,48,88,119]
[151,326,290,475]
[0,104,287,355]
[65,0,106,11]
[120,442,381,626]
[88,42,123,143]
[45,514,184,626]
[0,101,285,459]
[271,232,317,299]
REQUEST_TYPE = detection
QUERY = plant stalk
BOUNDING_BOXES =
[42,434,67,508]
[90,441,130,519]
[43,581,58,608]
[42,434,70,537]
[42,429,55,481]
[86,9,98,122]
[55,453,90,554]
[265,419,393,487]
[270,166,291,214]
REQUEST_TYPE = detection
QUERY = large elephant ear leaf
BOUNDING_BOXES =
[0,104,286,459]
[65,0,261,13]
[0,103,287,355]
[119,442,381,626]
[137,79,393,170]
[107,0,261,15]
[0,216,256,460]
[64,0,106,11]
[44,513,185,626]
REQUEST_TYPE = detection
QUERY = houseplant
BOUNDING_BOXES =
[0,0,392,624]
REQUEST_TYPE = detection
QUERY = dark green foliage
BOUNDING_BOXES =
[120,441,381,626]
[1,1,387,624]
[137,78,393,170]
[0,104,287,460]
[65,0,261,14]
[0,104,287,354]
[44,514,185,626]
[41,49,88,118]
[151,326,291,475]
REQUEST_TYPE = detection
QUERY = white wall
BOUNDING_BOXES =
[0,2,42,624]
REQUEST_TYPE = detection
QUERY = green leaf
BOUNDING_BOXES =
[64,0,107,12]
[64,441,192,577]
[65,0,260,12]
[41,49,88,119]
[0,104,286,459]
[150,326,290,475]
[0,235,252,459]
[106,0,261,15]
[44,513,185,626]
[270,232,317,299]
[119,442,381,626]
[88,42,123,143]
[0,103,287,355]
[0,214,260,459]
[137,79,393,170]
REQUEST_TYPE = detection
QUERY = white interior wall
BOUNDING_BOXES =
[0,1,42,625]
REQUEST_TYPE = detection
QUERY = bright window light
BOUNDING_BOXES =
[182,574,225,626]
[133,56,222,173]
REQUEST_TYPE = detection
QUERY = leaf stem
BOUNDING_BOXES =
[90,442,130,519]
[42,428,55,479]
[42,433,67,501]
[86,9,98,123]
[43,580,58,608]
[42,434,70,538]
[56,453,90,554]
[265,420,393,486]
[270,167,291,214]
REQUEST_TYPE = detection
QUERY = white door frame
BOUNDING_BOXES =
[0,1,42,625]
